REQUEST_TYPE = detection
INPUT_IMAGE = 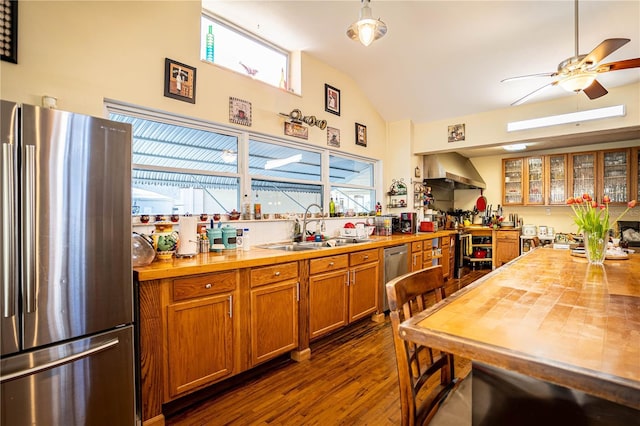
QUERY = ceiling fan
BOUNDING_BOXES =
[502,0,640,106]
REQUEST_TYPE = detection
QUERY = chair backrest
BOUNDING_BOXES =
[386,265,456,426]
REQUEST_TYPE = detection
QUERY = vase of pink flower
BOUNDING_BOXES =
[567,195,637,265]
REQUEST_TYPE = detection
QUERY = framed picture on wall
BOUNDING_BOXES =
[325,84,340,116]
[0,0,18,63]
[448,123,465,142]
[284,122,308,139]
[355,122,367,147]
[164,58,196,103]
[327,127,340,147]
[229,97,252,126]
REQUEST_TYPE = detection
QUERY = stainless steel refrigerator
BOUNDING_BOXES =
[1,100,138,425]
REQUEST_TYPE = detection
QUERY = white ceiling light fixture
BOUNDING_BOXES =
[507,104,625,132]
[346,0,387,47]
[503,144,528,151]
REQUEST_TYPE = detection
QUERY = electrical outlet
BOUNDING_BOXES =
[545,208,551,216]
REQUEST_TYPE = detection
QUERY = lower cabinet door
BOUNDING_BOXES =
[309,270,348,339]
[250,280,299,366]
[166,294,234,398]
[348,262,379,322]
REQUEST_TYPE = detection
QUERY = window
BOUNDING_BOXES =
[329,155,376,215]
[107,103,378,217]
[108,108,241,215]
[200,12,288,89]
[248,139,323,214]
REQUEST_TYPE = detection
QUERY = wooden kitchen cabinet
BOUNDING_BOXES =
[441,236,451,279]
[599,148,631,205]
[503,158,524,205]
[524,156,545,205]
[348,248,379,322]
[166,271,237,399]
[309,254,349,339]
[422,239,434,270]
[569,151,597,200]
[495,229,520,267]
[249,262,299,367]
[411,240,424,272]
[308,249,379,339]
[545,154,567,205]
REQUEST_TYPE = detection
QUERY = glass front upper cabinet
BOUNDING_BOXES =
[601,149,630,204]
[546,154,567,205]
[502,158,523,205]
[524,156,544,205]
[570,152,596,200]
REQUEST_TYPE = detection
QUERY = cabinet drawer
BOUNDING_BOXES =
[310,254,348,275]
[250,262,298,288]
[441,236,451,247]
[411,241,423,252]
[497,231,520,241]
[173,271,237,302]
[350,248,379,266]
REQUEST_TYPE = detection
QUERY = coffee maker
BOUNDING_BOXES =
[399,212,417,234]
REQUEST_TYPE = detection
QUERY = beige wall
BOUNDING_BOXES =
[412,82,640,153]
[1,1,386,160]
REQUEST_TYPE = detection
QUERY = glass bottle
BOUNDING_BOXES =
[329,198,335,217]
[242,194,251,220]
[254,193,261,220]
[206,25,215,62]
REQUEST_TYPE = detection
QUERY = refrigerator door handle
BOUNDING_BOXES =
[23,145,36,313]
[0,337,119,383]
[2,142,16,318]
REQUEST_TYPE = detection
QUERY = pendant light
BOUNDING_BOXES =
[346,0,387,47]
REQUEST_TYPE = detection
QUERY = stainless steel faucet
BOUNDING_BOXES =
[301,203,325,239]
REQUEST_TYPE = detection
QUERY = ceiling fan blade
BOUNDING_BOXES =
[597,57,640,72]
[577,38,630,69]
[511,81,558,106]
[501,72,557,83]
[582,80,608,100]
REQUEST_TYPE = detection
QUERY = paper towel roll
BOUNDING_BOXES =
[177,216,198,256]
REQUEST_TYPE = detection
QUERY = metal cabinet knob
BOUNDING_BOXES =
[205,283,212,289]
[329,261,334,266]
[274,271,280,276]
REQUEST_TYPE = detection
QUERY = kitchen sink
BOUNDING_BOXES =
[261,238,372,251]
[261,242,325,251]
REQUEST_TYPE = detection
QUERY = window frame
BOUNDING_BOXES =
[200,11,290,90]
[105,100,380,216]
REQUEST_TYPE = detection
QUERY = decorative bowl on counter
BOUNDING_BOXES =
[229,210,241,220]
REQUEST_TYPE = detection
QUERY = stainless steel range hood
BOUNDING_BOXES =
[422,153,486,190]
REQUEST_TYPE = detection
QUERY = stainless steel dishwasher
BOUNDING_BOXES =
[383,245,409,311]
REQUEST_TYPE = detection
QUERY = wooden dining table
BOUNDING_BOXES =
[399,247,640,418]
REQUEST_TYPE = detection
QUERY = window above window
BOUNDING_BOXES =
[200,12,289,90]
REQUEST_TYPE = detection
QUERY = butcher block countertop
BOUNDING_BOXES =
[399,248,640,409]
[134,231,456,281]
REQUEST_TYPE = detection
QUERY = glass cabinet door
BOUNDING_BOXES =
[525,156,544,205]
[601,149,629,204]
[546,154,567,205]
[570,152,596,200]
[503,158,523,205]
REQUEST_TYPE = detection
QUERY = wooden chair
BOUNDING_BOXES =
[386,265,459,426]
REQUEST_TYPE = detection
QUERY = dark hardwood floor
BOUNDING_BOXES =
[166,270,489,426]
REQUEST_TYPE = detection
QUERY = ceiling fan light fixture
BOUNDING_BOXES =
[559,72,597,92]
[346,0,387,47]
